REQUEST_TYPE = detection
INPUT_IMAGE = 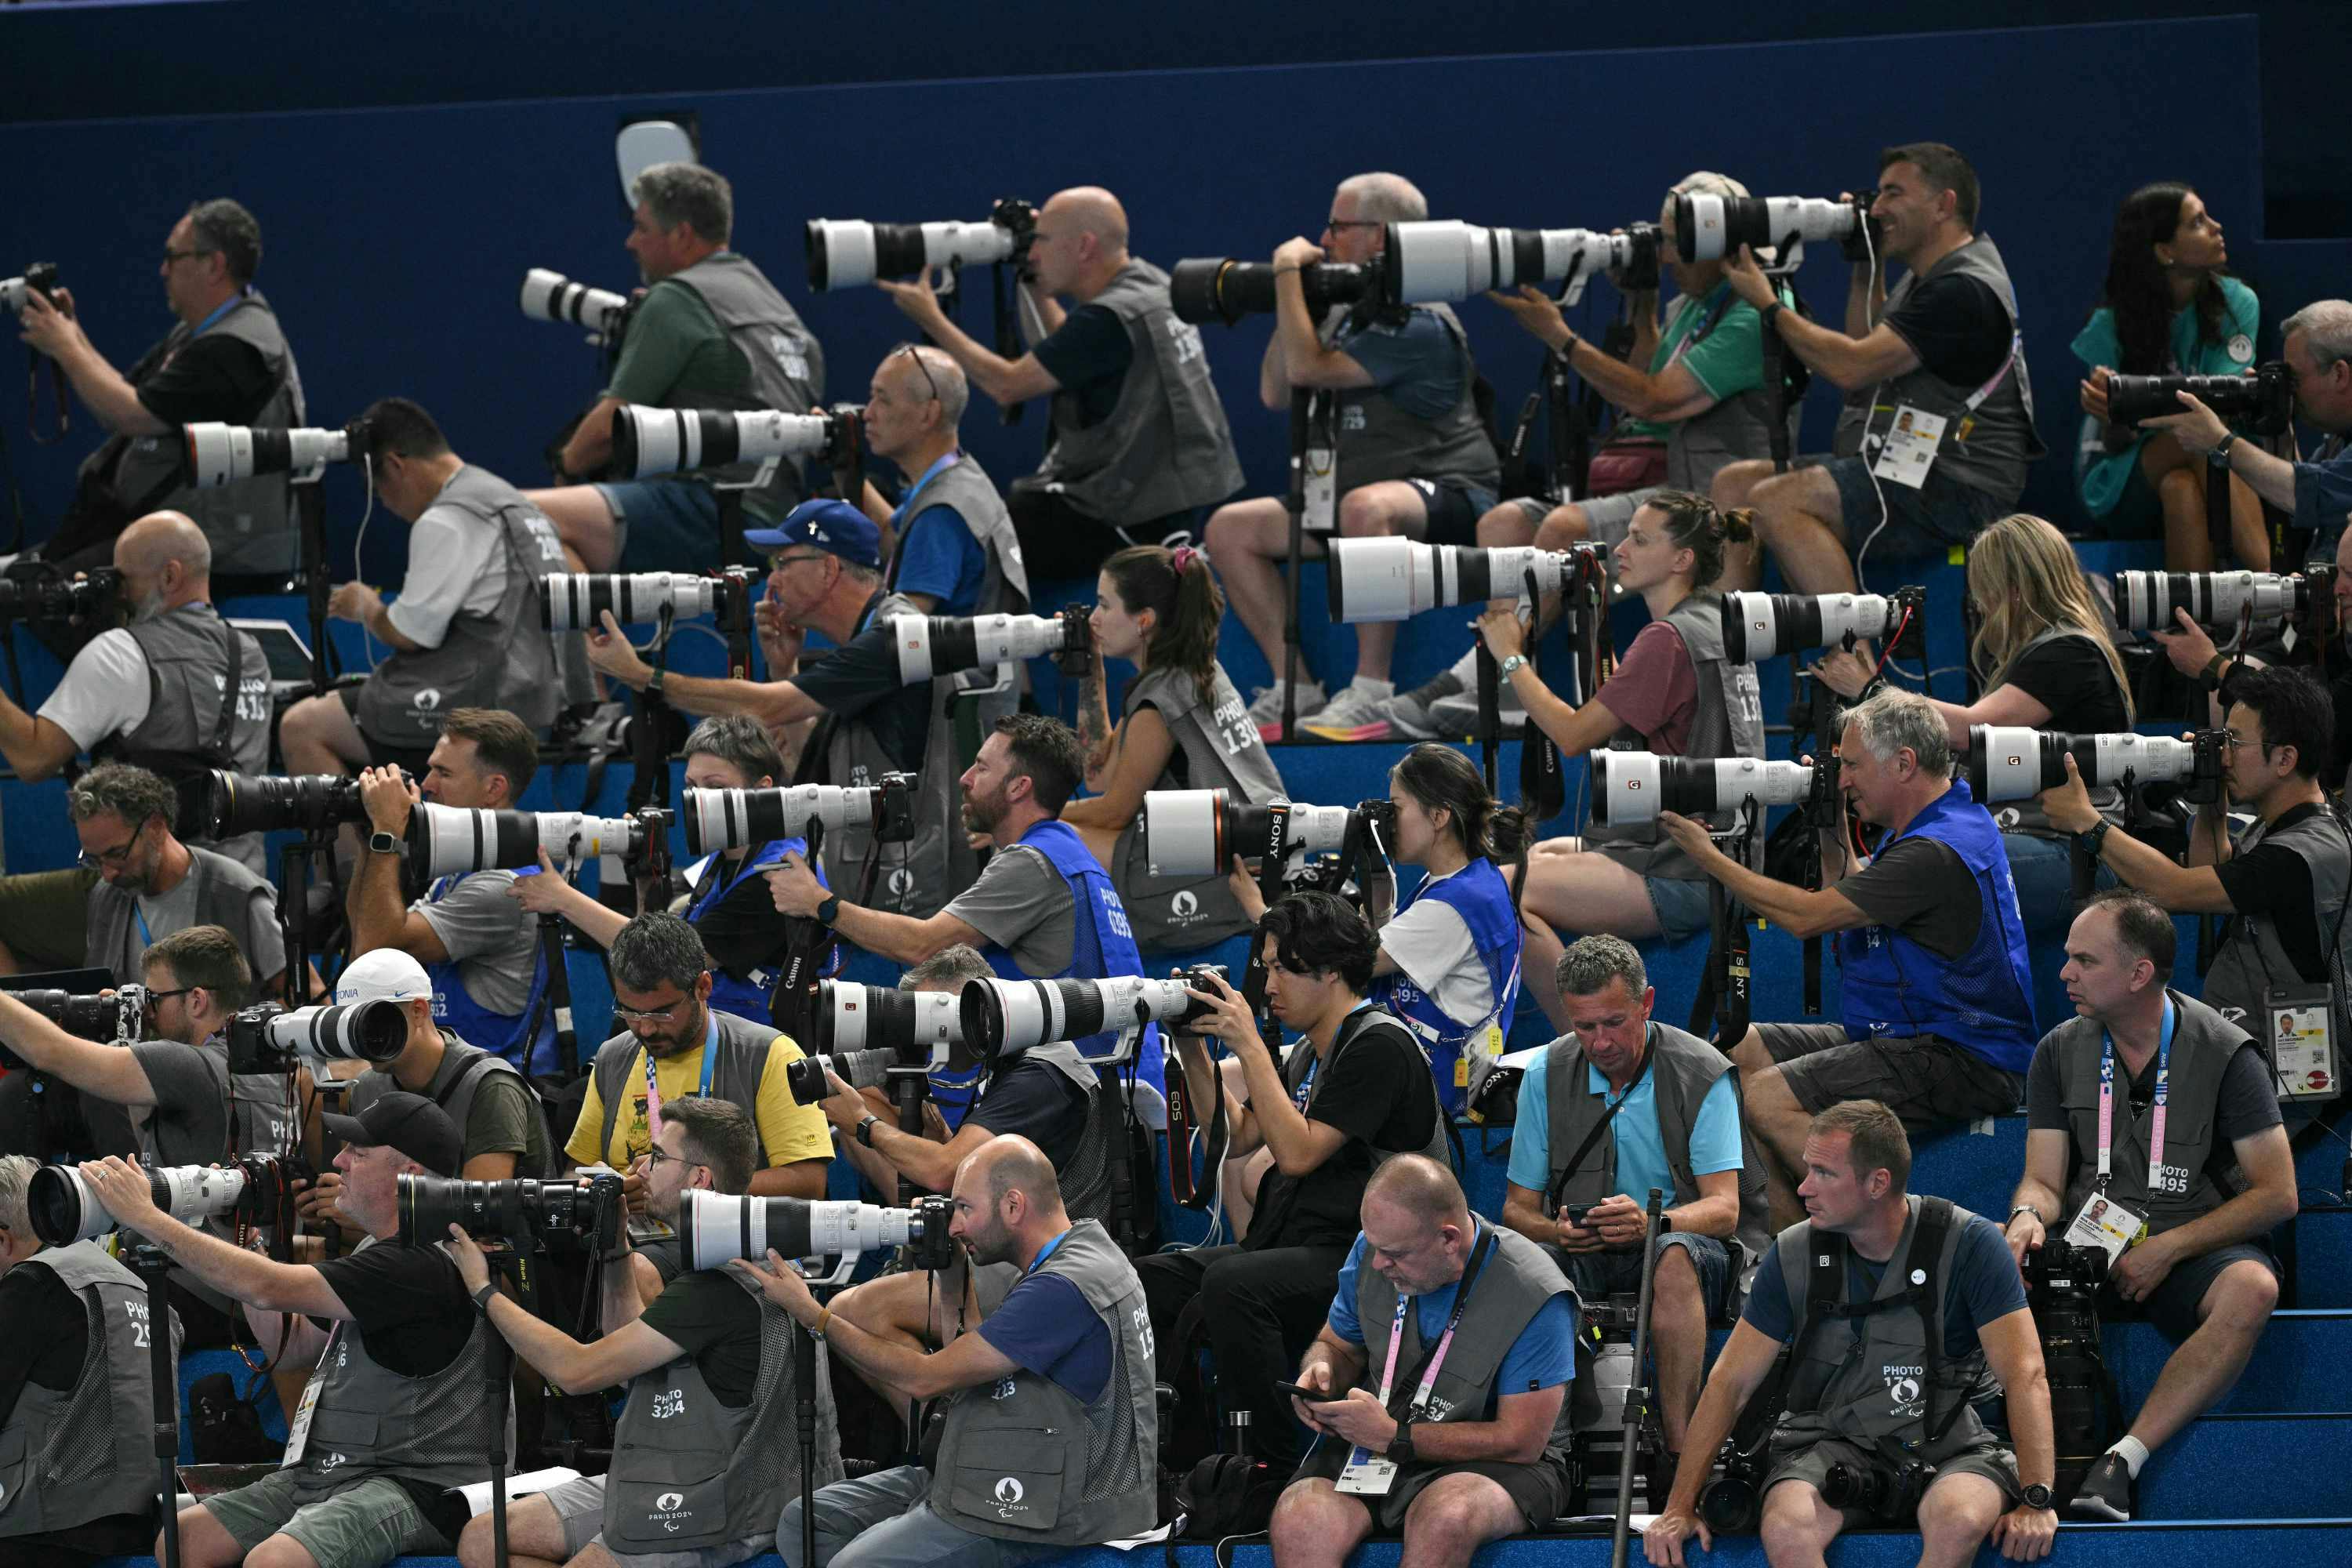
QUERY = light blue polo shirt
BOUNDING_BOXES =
[1505,1039,1743,1200]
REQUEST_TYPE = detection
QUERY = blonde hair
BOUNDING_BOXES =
[1966,514,2133,724]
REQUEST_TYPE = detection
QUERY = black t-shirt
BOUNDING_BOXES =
[1835,833,1984,959]
[1886,271,2013,389]
[0,1261,86,1432]
[314,1240,476,1378]
[2000,635,2129,735]
[2026,1019,2283,1195]
[789,592,931,773]
[2214,803,2339,982]
[969,1057,1092,1172]
[131,329,278,427]
[637,1269,765,1407]
[1030,303,1134,430]
[690,851,790,980]
[1245,1010,1439,1253]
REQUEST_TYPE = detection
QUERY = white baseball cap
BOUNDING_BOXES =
[335,949,433,1007]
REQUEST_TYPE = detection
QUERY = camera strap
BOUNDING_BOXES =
[1373,1227,1497,1425]
[1166,1039,1230,1213]
[1796,1196,1967,1447]
[1544,1039,1655,1215]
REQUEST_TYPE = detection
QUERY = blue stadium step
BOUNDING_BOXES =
[1908,1113,2028,1222]
[2140,1413,2352,1517]
[2285,1205,2352,1308]
[2107,1310,2352,1415]
[2293,1124,2352,1207]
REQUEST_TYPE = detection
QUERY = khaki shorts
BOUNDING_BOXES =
[203,1471,448,1568]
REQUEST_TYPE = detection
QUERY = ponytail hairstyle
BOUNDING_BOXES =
[1391,742,1536,924]
[1103,543,1225,705]
[1638,489,1757,590]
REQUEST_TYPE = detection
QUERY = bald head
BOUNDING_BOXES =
[964,1134,1065,1221]
[1044,187,1129,249]
[880,343,968,429]
[112,510,212,615]
[1363,1153,1470,1230]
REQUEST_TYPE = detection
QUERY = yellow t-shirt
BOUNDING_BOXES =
[564,1029,833,1172]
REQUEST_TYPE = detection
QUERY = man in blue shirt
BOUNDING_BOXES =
[843,344,1009,618]
[1500,935,1760,1461]
[2146,298,2352,539]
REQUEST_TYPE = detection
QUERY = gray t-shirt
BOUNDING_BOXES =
[100,871,285,989]
[414,871,536,1015]
[385,491,510,648]
[943,846,1076,975]
[129,1037,230,1167]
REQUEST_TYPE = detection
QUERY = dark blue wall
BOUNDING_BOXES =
[0,16,2265,579]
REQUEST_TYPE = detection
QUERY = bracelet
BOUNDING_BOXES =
[814,1306,833,1338]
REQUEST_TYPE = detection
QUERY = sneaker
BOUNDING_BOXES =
[1383,652,1478,739]
[1247,679,1326,741]
[1301,682,1397,742]
[2067,1454,2132,1522]
[1427,677,1529,738]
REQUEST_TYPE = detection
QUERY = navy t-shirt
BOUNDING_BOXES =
[1032,304,1134,430]
[974,1233,1112,1403]
[892,503,988,614]
[1742,1210,2027,1357]
[1333,307,1464,422]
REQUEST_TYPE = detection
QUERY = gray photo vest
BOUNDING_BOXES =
[1983,627,2129,838]
[281,1238,510,1494]
[602,1282,844,1553]
[97,602,274,876]
[886,452,1030,618]
[1542,1022,1771,1276]
[1832,234,2044,504]
[355,465,566,746]
[662,254,827,521]
[350,1033,551,1176]
[1015,1041,1120,1226]
[1588,593,1766,878]
[103,290,307,573]
[1116,662,1288,950]
[2204,806,2352,1040]
[1776,1197,1998,1465]
[1353,1221,1573,1508]
[137,1032,297,1316]
[1029,260,1244,526]
[86,843,274,989]
[928,1220,1158,1544]
[1330,304,1501,492]
[1271,1010,1452,1192]
[591,1011,776,1168]
[822,591,972,918]
[1661,290,1797,492]
[2049,989,2256,1236]
[0,1242,178,1537]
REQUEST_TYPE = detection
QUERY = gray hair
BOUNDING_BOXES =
[67,762,178,833]
[2283,299,2352,372]
[630,162,732,246]
[1555,934,1648,1003]
[609,912,711,994]
[0,1154,34,1240]
[902,944,991,992]
[1669,170,1751,203]
[1842,687,1953,777]
[682,714,787,786]
[887,343,969,428]
[1337,172,1428,225]
[184,198,262,283]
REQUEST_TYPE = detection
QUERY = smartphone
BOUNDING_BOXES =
[1563,1204,1595,1229]
[1272,1379,1330,1405]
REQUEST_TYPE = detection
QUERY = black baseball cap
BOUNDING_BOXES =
[323,1091,463,1178]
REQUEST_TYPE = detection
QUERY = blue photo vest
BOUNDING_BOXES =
[1374,858,1523,1115]
[980,818,1164,1102]
[422,873,559,1078]
[684,837,836,1022]
[1835,779,2037,1076]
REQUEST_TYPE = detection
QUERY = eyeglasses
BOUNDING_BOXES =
[768,551,831,572]
[641,1145,705,1174]
[161,248,216,267]
[78,829,144,870]
[144,986,194,1011]
[614,998,691,1025]
[1325,218,1382,230]
[891,342,942,405]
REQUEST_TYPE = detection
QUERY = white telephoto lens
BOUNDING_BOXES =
[1142,789,1223,879]
[810,221,880,289]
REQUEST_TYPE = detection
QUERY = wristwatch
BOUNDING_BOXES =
[1385,1419,1416,1463]
[855,1114,880,1148]
[2209,434,2238,470]
[2008,1203,2044,1226]
[1760,299,1785,328]
[368,830,400,857]
[815,893,843,926]
[472,1281,500,1315]
[1497,654,1528,680]
[2021,1483,2054,1511]
[2200,652,2234,692]
[645,666,666,699]
[2076,820,2113,860]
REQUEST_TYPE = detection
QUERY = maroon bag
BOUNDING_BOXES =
[1584,434,1670,497]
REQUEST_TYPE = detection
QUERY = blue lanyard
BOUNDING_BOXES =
[1294,1000,1377,1109]
[2096,996,2175,1189]
[699,1013,719,1098]
[190,290,245,338]
[892,449,963,524]
[133,904,153,948]
[1026,1227,1071,1274]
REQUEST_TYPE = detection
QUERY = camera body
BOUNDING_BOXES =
[541,567,757,632]
[0,263,62,315]
[888,607,1091,685]
[2107,361,2295,437]
[2021,1236,2111,1302]
[805,200,1037,292]
[609,404,862,481]
[1967,726,2226,807]
[1141,789,1396,880]
[1169,258,1376,327]
[0,561,120,629]
[1722,587,1927,665]
[2112,568,2311,633]
[1327,538,1606,624]
[397,1172,625,1253]
[1820,1458,1937,1524]
[681,776,916,860]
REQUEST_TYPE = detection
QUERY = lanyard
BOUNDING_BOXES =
[892,449,963,524]
[640,1014,720,1137]
[1295,1001,1377,1109]
[134,902,154,949]
[190,290,245,339]
[1370,1226,1497,1421]
[2096,997,2175,1190]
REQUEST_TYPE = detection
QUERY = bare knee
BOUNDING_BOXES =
[1916,1475,2002,1541]
[1652,1244,1704,1314]
[245,1535,322,1568]
[1711,459,1772,510]
[1535,505,1592,549]
[1270,1479,1361,1551]
[2158,465,2202,507]
[1757,1485,1826,1557]
[1337,488,1401,538]
[456,1514,496,1568]
[2205,1260,2280,1332]
[1477,503,1537,548]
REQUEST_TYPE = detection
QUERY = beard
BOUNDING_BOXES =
[960,782,1009,837]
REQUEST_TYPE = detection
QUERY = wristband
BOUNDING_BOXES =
[2201,653,2231,692]
[1760,299,1785,327]
[645,666,666,699]
[855,1114,880,1149]
[814,1306,833,1338]
[473,1281,500,1314]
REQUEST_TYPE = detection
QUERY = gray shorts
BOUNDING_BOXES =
[1817,453,2013,564]
[203,1471,448,1568]
[1496,486,1650,547]
[1755,1022,2024,1127]
[1643,873,1714,941]
[1764,1432,2020,1529]
[1555,1231,1737,1320]
[544,1472,774,1568]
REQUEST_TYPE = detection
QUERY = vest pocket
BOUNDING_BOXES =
[0,1424,29,1514]
[607,1446,731,1548]
[944,1436,1066,1532]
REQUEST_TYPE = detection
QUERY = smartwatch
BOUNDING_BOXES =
[368,830,401,857]
[815,893,842,926]
[2008,1203,2044,1227]
[645,666,666,699]
[1760,299,1785,328]
[855,1115,880,1149]
[472,1281,501,1315]
[2021,1483,2054,1512]
[2209,434,2238,470]
[2077,820,2113,860]
[1385,1419,1416,1464]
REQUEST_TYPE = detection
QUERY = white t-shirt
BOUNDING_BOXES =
[1379,864,1498,1025]
[37,628,150,749]
[385,499,509,649]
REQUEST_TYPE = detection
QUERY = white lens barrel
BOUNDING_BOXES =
[920,220,1016,269]
[986,980,1058,1054]
[619,407,695,476]
[1534,229,1617,284]
[890,615,938,684]
[1287,803,1353,855]
[1388,220,1482,303]
[808,222,880,289]
[1592,750,1663,826]
[0,278,26,313]
[733,411,835,462]
[1142,789,1223,878]
[1819,593,1897,646]
[520,268,627,326]
[1681,194,1732,261]
[535,811,641,862]
[157,1164,249,1225]
[1329,536,1432,622]
[1766,196,1860,243]
[184,423,251,488]
[1722,592,1781,664]
[1973,726,2051,802]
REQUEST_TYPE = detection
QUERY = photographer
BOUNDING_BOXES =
[511,716,829,1021]
[333,949,554,1180]
[877,185,1243,580]
[1501,937,1768,1461]
[527,162,826,572]
[1137,891,1445,1475]
[1644,1102,2056,1568]
[0,510,269,875]
[1711,143,2041,597]
[1063,543,1288,949]
[452,1096,838,1568]
[1660,689,2035,1226]
[565,914,832,1209]
[16,198,304,575]
[738,1135,1158,1568]
[278,399,566,779]
[65,764,285,996]
[1196,172,1503,739]
[0,1153,178,1568]
[833,948,988,1204]
[1811,512,2132,935]
[2006,891,2294,1522]
[2137,299,2352,543]
[847,344,1028,618]
[765,715,1162,1095]
[2038,663,2352,1040]
[1474,492,1762,1023]
[93,1094,499,1568]
[348,709,555,1072]
[2075,183,2267,570]
[1274,1155,1577,1566]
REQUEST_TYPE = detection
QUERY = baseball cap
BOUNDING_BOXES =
[743,499,882,570]
[322,1091,463,1178]
[335,949,432,1007]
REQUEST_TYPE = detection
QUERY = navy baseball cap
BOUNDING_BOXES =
[744,499,882,570]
